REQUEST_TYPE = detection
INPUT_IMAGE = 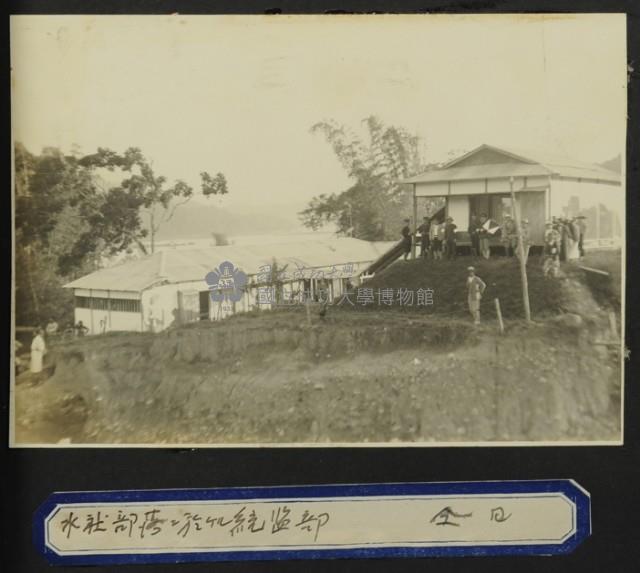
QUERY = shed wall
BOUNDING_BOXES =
[417,176,549,197]
[73,288,140,300]
[74,308,143,334]
[447,196,470,226]
[415,182,448,197]
[487,177,527,194]
[451,180,483,195]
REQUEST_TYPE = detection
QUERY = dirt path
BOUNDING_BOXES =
[14,372,88,444]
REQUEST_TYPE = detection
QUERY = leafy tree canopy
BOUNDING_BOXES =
[78,147,228,254]
[14,142,229,325]
[300,116,426,240]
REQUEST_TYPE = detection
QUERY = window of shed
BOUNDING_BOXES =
[74,296,140,313]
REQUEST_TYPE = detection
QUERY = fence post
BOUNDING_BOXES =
[510,177,532,322]
[305,296,312,327]
[608,311,618,340]
[411,184,418,260]
[494,298,505,334]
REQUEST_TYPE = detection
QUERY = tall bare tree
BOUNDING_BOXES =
[300,116,423,239]
[80,147,228,253]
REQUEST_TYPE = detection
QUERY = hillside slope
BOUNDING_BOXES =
[355,251,620,320]
[15,299,621,444]
[14,251,621,445]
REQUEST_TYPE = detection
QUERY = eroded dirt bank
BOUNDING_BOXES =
[14,311,621,444]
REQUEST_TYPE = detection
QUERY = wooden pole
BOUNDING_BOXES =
[305,296,312,327]
[150,210,155,254]
[494,298,505,334]
[579,265,610,277]
[89,288,94,334]
[107,289,111,331]
[509,177,532,322]
[608,311,618,340]
[411,184,418,260]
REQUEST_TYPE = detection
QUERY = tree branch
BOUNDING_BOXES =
[163,195,193,223]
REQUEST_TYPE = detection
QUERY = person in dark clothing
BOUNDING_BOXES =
[575,215,587,258]
[401,218,412,261]
[417,216,431,260]
[551,217,566,261]
[468,213,480,257]
[543,221,561,277]
[75,320,89,337]
[444,217,457,260]
[556,217,572,262]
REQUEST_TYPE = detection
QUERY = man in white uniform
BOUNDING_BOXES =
[30,328,46,375]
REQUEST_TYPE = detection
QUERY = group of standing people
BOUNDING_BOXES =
[421,216,459,260]
[468,213,530,261]
[28,318,61,376]
[468,213,493,260]
[398,210,588,325]
[402,216,459,261]
[542,215,586,278]
[405,212,531,262]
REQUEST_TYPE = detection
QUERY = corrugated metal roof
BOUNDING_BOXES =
[64,238,396,292]
[404,144,621,184]
[64,254,165,292]
[502,146,622,182]
[404,162,551,183]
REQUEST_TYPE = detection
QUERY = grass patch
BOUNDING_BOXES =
[351,255,566,320]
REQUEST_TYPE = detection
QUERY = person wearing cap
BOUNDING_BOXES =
[444,216,458,260]
[417,215,431,260]
[501,213,518,257]
[466,266,486,325]
[543,221,561,278]
[401,218,412,261]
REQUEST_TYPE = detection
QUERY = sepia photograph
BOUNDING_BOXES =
[10,14,626,446]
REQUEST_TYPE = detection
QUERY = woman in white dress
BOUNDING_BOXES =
[30,328,46,374]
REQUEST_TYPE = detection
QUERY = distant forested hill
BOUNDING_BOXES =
[600,154,622,173]
[154,202,299,240]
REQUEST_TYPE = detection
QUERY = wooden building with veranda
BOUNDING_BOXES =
[403,144,623,253]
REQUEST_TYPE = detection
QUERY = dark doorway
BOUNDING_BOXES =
[199,291,210,321]
[470,194,511,223]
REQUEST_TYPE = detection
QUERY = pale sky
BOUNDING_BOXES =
[11,14,627,221]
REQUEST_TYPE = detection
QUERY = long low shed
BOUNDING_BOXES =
[404,144,623,250]
[64,238,394,334]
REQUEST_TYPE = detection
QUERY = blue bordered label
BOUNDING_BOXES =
[34,480,591,565]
